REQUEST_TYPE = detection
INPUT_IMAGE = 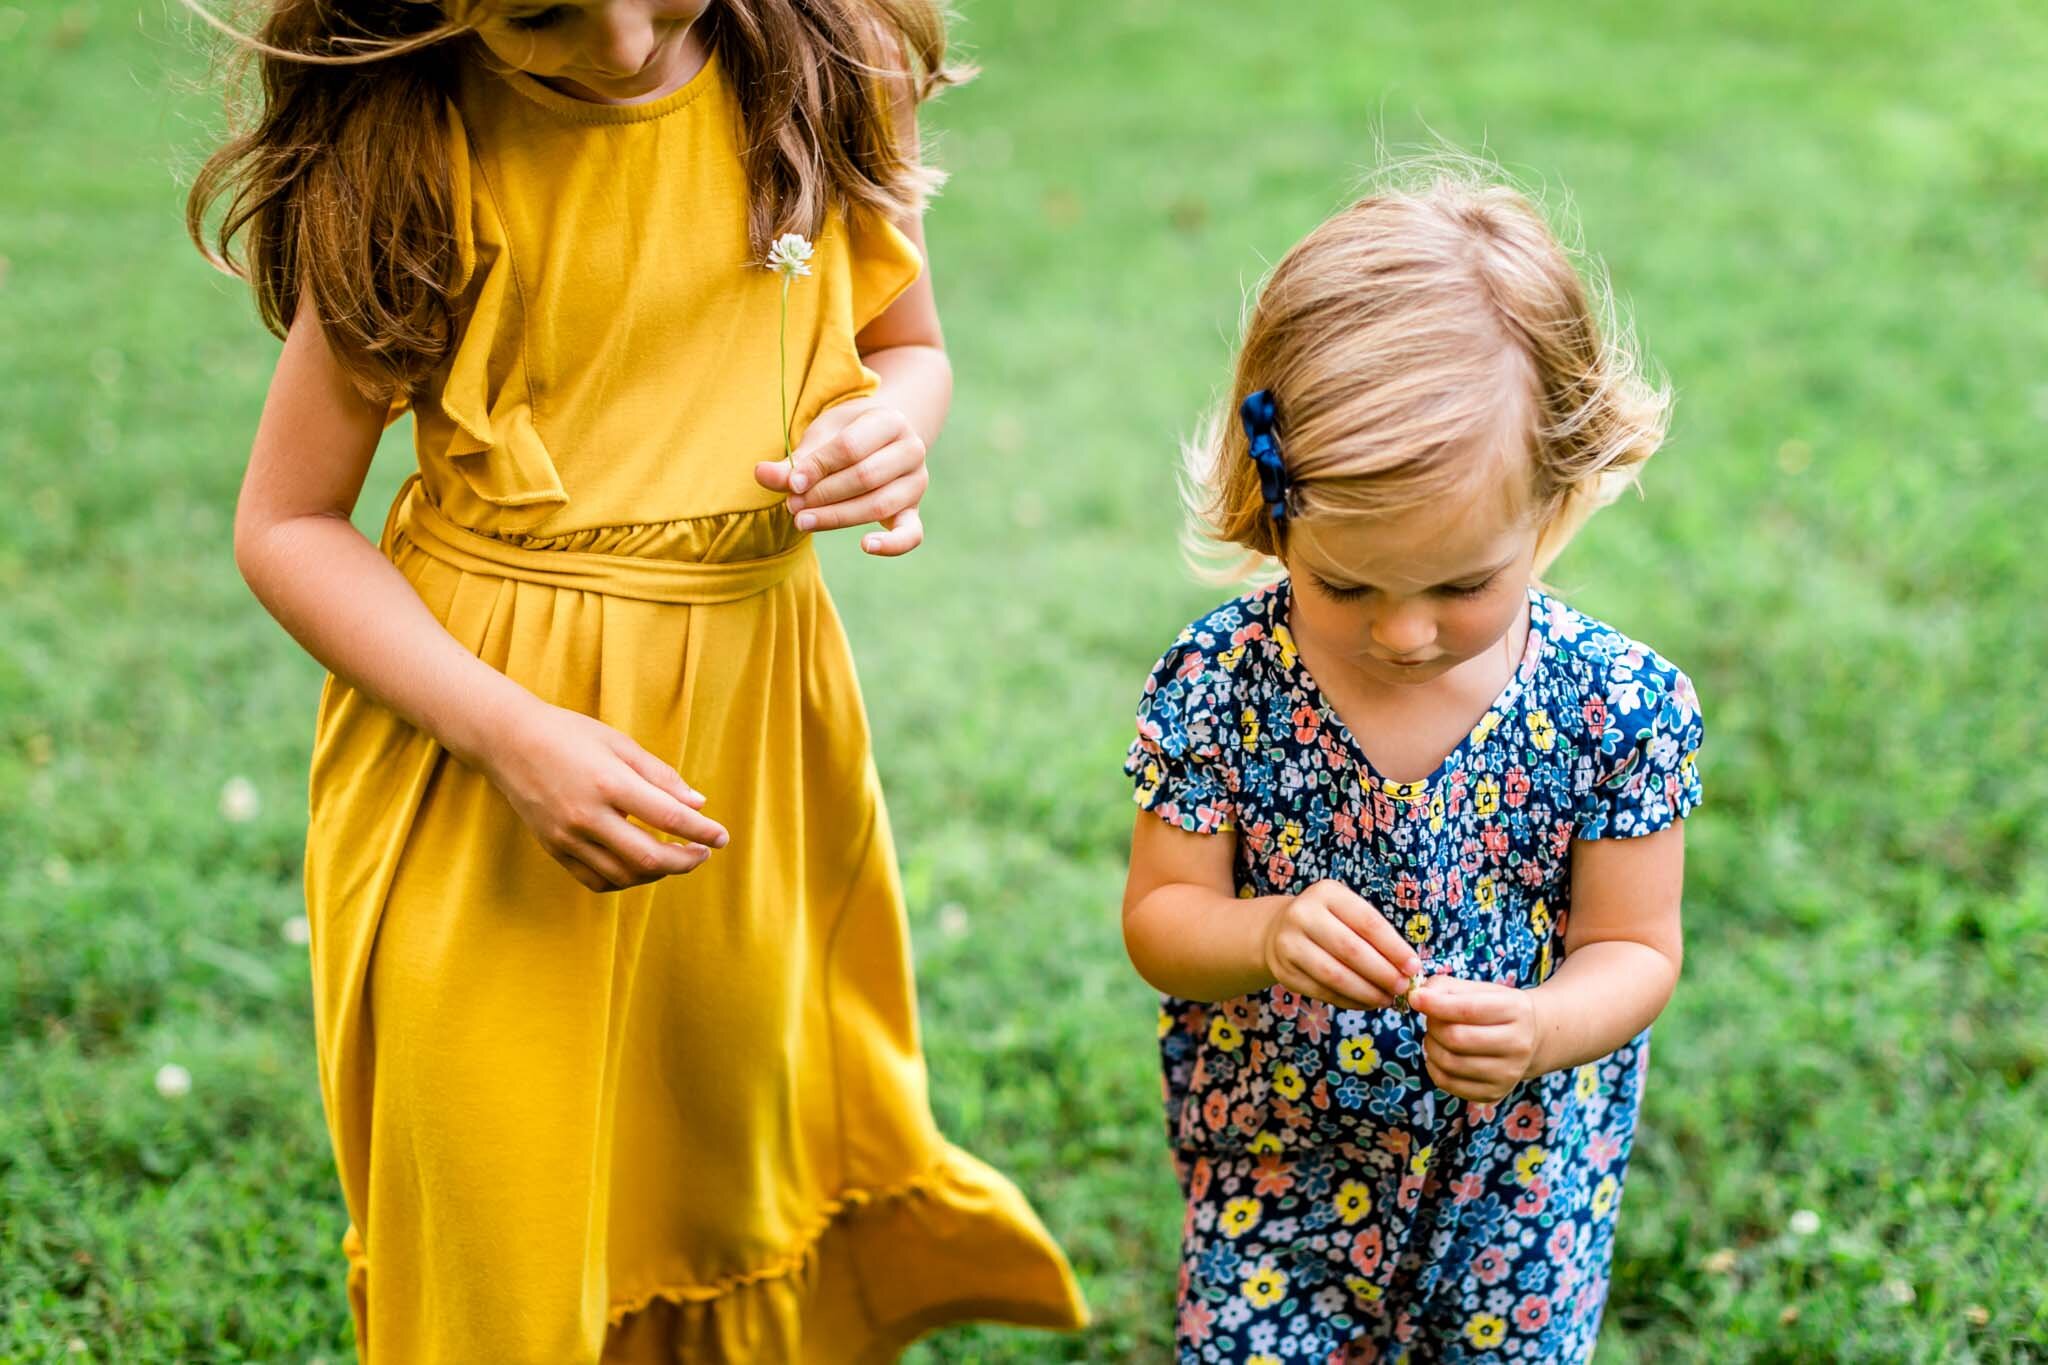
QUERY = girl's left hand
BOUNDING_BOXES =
[754,397,928,557]
[1410,976,1542,1103]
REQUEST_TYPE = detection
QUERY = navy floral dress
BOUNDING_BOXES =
[1125,582,1703,1364]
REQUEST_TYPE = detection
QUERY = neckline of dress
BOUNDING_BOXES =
[497,46,719,124]
[1270,581,1549,801]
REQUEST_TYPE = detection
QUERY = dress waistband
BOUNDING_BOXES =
[387,476,813,605]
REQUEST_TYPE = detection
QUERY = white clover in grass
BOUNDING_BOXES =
[937,903,968,939]
[1787,1208,1820,1237]
[282,915,312,946]
[219,775,260,823]
[154,1063,192,1099]
[763,232,816,462]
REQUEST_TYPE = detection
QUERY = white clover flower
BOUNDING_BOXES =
[937,903,969,939]
[765,232,814,278]
[219,776,260,823]
[154,1063,192,1099]
[1787,1208,1821,1237]
[281,915,312,946]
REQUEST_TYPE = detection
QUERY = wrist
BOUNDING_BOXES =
[1520,987,1555,1081]
[441,674,539,774]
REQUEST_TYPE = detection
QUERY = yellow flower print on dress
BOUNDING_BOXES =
[1429,790,1446,832]
[1576,1064,1600,1101]
[1475,776,1501,816]
[1530,899,1552,937]
[1409,1144,1434,1176]
[1337,1036,1379,1074]
[1515,1145,1548,1186]
[1242,1263,1288,1307]
[1220,1197,1263,1239]
[1462,1311,1508,1350]
[1277,822,1304,856]
[1271,623,1300,670]
[1527,709,1556,751]
[1248,1356,1283,1365]
[1405,913,1432,945]
[1592,1174,1619,1217]
[1157,1007,1173,1039]
[1470,710,1503,747]
[1240,703,1260,750]
[1219,643,1246,673]
[1335,1180,1373,1225]
[1346,1276,1382,1304]
[1209,1015,1245,1050]
[1272,1063,1306,1101]
[1249,1132,1284,1155]
[1475,875,1497,910]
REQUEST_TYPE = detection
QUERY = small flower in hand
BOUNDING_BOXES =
[764,232,815,460]
[756,396,930,557]
[764,232,814,278]
[1410,976,1541,1103]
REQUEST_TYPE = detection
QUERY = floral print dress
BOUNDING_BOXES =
[1125,583,1703,1364]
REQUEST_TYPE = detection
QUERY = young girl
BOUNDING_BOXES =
[1122,170,1703,1364]
[187,2,1086,1359]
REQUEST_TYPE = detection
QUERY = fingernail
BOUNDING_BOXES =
[863,536,880,552]
[795,512,815,531]
[713,831,730,849]
[790,472,809,493]
[786,496,805,512]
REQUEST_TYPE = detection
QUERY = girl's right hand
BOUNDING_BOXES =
[479,698,730,894]
[1261,880,1424,1011]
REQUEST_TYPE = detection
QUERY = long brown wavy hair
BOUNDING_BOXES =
[184,0,965,401]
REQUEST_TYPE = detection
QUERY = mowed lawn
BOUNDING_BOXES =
[4,0,2047,1360]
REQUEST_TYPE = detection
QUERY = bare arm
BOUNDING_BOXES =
[231,302,532,771]
[1527,825,1686,1074]
[233,302,728,892]
[1122,813,1423,1008]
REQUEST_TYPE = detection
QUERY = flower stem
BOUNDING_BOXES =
[779,275,792,462]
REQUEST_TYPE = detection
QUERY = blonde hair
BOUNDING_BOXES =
[1185,158,1670,579]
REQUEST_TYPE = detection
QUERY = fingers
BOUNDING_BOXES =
[788,404,902,490]
[614,740,708,811]
[1275,940,1386,1012]
[1319,883,1425,979]
[576,819,713,889]
[1410,976,1519,1024]
[861,506,924,557]
[610,768,729,850]
[1424,1019,1528,1057]
[1303,916,1408,1003]
[1423,1037,1515,1101]
[789,432,926,514]
[789,465,927,534]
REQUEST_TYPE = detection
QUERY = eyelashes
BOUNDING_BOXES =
[1310,572,1499,602]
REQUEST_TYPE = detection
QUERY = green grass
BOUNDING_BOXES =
[4,0,2047,1360]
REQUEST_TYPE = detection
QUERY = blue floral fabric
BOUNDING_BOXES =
[1125,582,1703,1364]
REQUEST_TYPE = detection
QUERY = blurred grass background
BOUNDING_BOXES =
[3,0,2046,1360]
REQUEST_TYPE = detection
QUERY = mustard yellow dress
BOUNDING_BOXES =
[301,46,1087,1365]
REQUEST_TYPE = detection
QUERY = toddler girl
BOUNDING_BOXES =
[1122,168,1703,1363]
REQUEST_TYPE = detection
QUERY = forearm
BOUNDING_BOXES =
[234,510,534,769]
[1526,939,1680,1077]
[863,343,951,450]
[1124,882,1284,1002]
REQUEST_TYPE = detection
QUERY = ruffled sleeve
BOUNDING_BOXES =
[1574,636,1705,839]
[1125,632,1239,836]
[427,97,569,519]
[845,206,923,336]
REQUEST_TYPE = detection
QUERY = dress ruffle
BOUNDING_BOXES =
[433,97,570,520]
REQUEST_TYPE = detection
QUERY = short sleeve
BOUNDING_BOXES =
[1124,638,1237,836]
[845,207,924,336]
[1576,652,1704,839]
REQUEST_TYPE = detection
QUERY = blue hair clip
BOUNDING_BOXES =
[1240,389,1290,524]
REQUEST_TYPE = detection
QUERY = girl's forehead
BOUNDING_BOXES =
[1289,501,1530,590]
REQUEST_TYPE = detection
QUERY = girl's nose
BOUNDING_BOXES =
[589,6,658,76]
[1371,603,1437,658]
